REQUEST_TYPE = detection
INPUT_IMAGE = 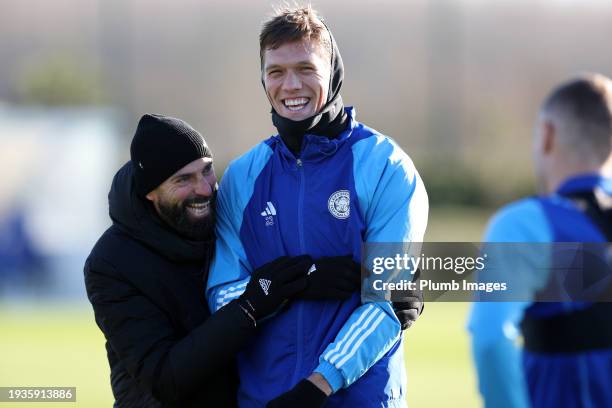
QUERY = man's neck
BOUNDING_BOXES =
[547,159,612,194]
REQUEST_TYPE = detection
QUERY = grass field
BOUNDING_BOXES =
[0,207,491,407]
[0,306,113,408]
[0,303,480,408]
[404,302,480,407]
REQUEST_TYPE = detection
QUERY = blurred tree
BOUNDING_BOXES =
[15,54,105,106]
[418,155,535,208]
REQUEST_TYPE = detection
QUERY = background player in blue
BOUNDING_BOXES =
[207,5,428,408]
[468,73,612,408]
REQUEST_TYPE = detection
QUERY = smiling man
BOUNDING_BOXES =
[84,114,344,407]
[264,39,329,122]
[145,155,216,240]
[207,6,428,408]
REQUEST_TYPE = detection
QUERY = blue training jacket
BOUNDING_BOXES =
[468,174,612,408]
[206,107,428,407]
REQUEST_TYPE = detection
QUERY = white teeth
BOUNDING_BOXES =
[187,202,208,208]
[186,202,209,217]
[284,98,309,107]
[187,206,208,217]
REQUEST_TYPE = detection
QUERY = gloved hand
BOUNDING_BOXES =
[393,268,424,330]
[238,255,312,320]
[297,255,360,301]
[266,379,328,408]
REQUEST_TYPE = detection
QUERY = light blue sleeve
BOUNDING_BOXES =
[314,134,429,391]
[468,199,552,408]
[469,301,530,408]
[205,143,273,312]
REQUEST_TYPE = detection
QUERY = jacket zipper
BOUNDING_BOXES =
[293,157,305,384]
[297,158,306,252]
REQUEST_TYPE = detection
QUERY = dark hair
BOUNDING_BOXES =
[542,74,612,157]
[259,5,332,68]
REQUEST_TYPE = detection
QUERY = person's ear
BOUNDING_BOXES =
[542,120,555,155]
[145,190,157,202]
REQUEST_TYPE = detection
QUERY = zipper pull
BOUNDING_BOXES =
[296,158,303,167]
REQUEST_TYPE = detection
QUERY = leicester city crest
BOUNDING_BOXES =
[328,190,350,219]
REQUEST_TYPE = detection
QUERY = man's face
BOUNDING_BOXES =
[146,157,217,240]
[263,39,331,121]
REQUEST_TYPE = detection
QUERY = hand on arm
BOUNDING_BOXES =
[237,255,312,322]
[297,255,360,301]
[392,268,424,330]
[297,255,424,330]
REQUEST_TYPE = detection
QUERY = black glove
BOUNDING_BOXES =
[393,268,424,330]
[297,255,360,301]
[238,255,312,321]
[266,379,328,408]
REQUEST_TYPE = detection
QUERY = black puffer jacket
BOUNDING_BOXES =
[84,162,255,407]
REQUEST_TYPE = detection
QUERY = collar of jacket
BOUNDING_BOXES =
[556,173,612,196]
[108,162,212,263]
[274,106,357,163]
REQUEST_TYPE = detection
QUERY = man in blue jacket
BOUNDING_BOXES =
[207,5,428,408]
[468,73,612,407]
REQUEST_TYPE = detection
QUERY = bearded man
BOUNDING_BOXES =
[84,114,365,407]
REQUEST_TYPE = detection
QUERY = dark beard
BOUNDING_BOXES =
[157,192,216,241]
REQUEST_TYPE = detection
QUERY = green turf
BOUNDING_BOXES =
[402,206,489,407]
[404,302,481,407]
[0,306,113,408]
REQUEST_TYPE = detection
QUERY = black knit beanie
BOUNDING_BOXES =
[130,114,211,197]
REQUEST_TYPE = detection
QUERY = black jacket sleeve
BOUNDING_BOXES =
[84,256,256,405]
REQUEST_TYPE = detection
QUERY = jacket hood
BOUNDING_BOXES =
[108,161,211,263]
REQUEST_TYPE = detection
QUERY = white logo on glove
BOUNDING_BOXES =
[259,278,272,295]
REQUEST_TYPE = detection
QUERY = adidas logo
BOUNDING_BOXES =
[259,278,272,295]
[261,202,276,227]
[260,202,277,217]
[308,264,317,275]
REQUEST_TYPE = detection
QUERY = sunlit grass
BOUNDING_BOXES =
[0,306,113,408]
[404,302,481,408]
